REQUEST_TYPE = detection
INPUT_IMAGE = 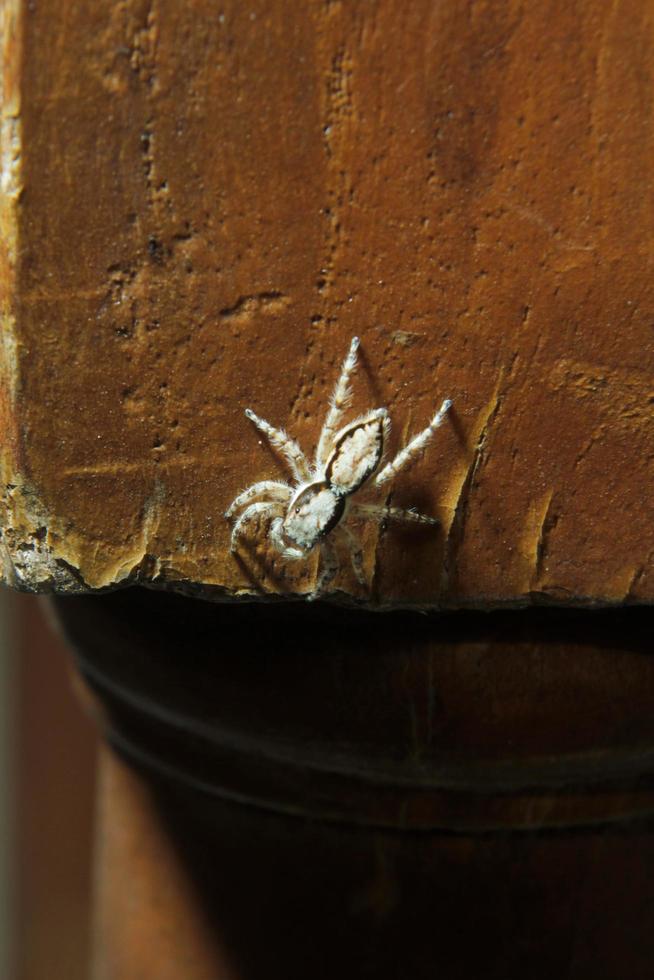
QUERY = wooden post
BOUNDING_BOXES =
[2,0,653,606]
[53,590,654,979]
[3,0,654,975]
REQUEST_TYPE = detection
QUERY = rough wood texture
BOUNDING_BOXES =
[2,0,653,607]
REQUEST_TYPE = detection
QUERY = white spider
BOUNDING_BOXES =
[225,336,452,599]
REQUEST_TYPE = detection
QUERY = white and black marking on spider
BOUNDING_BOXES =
[225,336,452,599]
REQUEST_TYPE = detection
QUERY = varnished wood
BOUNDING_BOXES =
[53,590,654,979]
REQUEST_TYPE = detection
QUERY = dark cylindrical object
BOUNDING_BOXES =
[53,590,654,979]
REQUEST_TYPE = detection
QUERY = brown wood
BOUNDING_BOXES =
[55,590,654,832]
[1,0,653,608]
[4,2,654,974]
[92,749,654,980]
[53,589,654,979]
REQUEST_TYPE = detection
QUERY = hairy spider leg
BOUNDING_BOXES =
[230,501,285,552]
[270,517,306,561]
[225,481,292,518]
[336,523,367,585]
[349,502,438,526]
[374,398,452,488]
[308,537,341,601]
[245,409,311,483]
[315,336,360,468]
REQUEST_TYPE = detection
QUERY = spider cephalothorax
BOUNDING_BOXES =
[225,336,451,598]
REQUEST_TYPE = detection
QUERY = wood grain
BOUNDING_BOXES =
[1,0,653,607]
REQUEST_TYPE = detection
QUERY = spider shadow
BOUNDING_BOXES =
[445,402,468,451]
[356,344,386,409]
[231,532,317,599]
[231,537,292,597]
[382,480,442,520]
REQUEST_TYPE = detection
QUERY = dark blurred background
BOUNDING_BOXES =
[1,591,97,980]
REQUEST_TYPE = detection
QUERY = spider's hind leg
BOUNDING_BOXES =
[316,336,361,468]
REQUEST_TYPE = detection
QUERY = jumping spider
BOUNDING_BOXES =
[225,336,452,599]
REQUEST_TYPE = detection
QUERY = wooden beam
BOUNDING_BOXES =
[1,5,653,609]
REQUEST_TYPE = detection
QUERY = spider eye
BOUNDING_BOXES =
[295,506,301,515]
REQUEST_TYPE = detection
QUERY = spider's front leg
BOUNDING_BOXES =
[270,517,306,561]
[225,481,292,519]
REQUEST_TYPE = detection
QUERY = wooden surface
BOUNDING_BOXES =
[57,590,654,832]
[54,589,654,979]
[2,0,654,607]
[92,747,654,980]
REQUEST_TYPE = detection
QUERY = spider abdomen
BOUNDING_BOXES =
[325,409,389,495]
